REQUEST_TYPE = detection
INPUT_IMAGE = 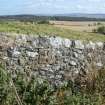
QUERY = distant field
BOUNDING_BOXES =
[0,21,105,42]
[50,21,105,32]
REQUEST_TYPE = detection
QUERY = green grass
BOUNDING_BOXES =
[0,65,105,105]
[0,21,105,41]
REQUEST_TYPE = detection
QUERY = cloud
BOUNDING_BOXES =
[76,5,84,9]
[87,0,101,2]
[0,0,105,15]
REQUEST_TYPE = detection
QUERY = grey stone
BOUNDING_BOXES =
[75,40,84,49]
[63,38,72,48]
[86,41,96,49]
[26,51,38,58]
[12,50,21,57]
[96,62,103,67]
[96,42,103,48]
[49,36,63,48]
[69,61,77,66]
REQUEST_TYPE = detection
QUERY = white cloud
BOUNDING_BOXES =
[0,0,105,15]
[77,5,84,9]
[87,0,101,2]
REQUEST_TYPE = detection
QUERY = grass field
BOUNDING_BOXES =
[0,21,105,41]
[50,21,105,32]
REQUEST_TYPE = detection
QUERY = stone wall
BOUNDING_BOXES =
[0,34,105,86]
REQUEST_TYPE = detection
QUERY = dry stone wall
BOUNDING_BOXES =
[0,33,105,86]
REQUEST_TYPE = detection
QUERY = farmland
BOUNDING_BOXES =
[50,21,105,32]
[0,20,105,41]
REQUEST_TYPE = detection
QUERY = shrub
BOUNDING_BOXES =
[0,65,16,105]
[37,20,50,24]
[92,29,97,33]
[97,22,102,25]
[97,26,105,34]
[0,65,105,105]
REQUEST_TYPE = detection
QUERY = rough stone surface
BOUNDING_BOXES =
[0,33,105,86]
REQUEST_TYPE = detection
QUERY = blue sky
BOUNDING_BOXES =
[0,0,105,15]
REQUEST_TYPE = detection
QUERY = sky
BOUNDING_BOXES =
[0,0,105,15]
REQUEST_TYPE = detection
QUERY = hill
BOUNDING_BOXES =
[55,13,105,19]
[0,14,105,21]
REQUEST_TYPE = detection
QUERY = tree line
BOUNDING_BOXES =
[0,15,105,22]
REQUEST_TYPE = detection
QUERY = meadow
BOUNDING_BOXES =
[50,21,105,32]
[0,21,105,41]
